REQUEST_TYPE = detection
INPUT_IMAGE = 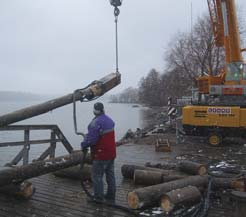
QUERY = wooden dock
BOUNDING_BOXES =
[0,144,236,217]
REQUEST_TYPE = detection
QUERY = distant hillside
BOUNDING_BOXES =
[0,91,44,102]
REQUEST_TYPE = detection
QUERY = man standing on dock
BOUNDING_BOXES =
[81,102,116,203]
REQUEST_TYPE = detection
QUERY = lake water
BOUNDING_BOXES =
[0,100,147,167]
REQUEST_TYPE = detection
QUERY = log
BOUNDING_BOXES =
[0,73,120,127]
[72,151,93,164]
[127,175,208,209]
[134,170,163,186]
[178,161,207,175]
[0,181,35,199]
[0,151,86,187]
[162,175,186,183]
[53,164,92,181]
[145,162,177,170]
[121,164,171,179]
[161,186,201,212]
[133,169,186,186]
[212,177,245,191]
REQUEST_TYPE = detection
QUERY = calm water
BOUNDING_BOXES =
[0,100,146,167]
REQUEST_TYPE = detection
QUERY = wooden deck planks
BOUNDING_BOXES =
[0,144,239,217]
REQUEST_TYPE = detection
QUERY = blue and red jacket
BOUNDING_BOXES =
[81,114,116,160]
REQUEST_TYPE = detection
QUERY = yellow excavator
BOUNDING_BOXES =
[182,0,246,145]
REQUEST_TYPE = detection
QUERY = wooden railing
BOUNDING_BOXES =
[0,125,74,166]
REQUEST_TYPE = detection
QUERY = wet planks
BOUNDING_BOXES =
[0,144,236,217]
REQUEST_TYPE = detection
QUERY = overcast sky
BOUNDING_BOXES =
[0,0,245,95]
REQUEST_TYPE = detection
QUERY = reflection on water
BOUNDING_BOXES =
[0,100,144,167]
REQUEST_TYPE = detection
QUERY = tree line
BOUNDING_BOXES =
[110,13,245,106]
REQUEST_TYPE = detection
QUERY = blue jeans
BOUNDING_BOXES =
[92,160,116,201]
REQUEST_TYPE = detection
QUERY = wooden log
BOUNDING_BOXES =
[133,169,186,186]
[212,177,245,191]
[53,164,92,181]
[121,164,171,179]
[145,162,177,170]
[0,73,120,127]
[178,161,207,175]
[0,151,86,187]
[161,186,201,212]
[127,175,208,209]
[231,178,246,191]
[72,151,93,164]
[162,175,186,183]
[0,181,35,199]
[134,170,163,186]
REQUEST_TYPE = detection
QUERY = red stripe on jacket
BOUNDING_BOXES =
[91,131,116,160]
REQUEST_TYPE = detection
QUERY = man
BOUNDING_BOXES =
[81,102,116,203]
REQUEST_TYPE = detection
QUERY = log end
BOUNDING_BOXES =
[198,166,207,175]
[161,195,174,213]
[232,179,245,191]
[17,182,36,199]
[127,191,139,209]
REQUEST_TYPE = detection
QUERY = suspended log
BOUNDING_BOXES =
[133,169,186,186]
[0,181,35,199]
[53,164,92,181]
[121,164,171,179]
[178,161,207,175]
[0,151,86,187]
[161,186,201,212]
[127,175,208,209]
[0,73,120,127]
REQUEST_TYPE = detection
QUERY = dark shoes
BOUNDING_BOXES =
[86,196,104,203]
[104,194,115,204]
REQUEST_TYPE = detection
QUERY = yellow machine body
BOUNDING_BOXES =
[182,106,246,128]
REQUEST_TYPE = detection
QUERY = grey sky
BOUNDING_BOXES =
[0,0,245,95]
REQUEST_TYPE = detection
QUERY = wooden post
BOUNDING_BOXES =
[50,130,56,158]
[23,129,30,165]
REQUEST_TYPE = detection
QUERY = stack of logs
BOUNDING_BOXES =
[0,151,92,199]
[122,161,245,212]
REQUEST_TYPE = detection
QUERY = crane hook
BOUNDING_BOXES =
[110,0,122,16]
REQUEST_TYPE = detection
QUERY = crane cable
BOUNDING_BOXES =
[73,3,138,216]
[114,7,120,73]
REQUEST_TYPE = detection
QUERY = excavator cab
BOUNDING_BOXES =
[225,62,244,84]
[242,63,246,84]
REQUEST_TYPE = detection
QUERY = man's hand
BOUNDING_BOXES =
[82,147,88,154]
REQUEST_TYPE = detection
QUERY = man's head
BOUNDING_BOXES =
[93,102,105,116]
